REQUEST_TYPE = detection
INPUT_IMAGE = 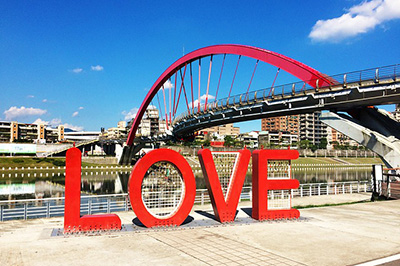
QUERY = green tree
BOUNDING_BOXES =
[310,144,318,152]
[224,135,235,147]
[235,140,244,148]
[318,138,328,149]
[299,140,310,149]
[203,139,210,147]
[350,145,358,150]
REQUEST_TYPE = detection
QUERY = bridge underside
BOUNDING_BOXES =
[173,79,400,138]
[119,141,160,165]
[120,79,400,165]
[320,108,400,168]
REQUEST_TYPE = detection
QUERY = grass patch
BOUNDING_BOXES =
[0,157,118,168]
[0,157,65,168]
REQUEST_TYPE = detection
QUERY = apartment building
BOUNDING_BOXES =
[199,123,240,137]
[0,121,64,143]
[261,112,328,145]
[126,107,167,137]
[261,115,299,136]
[299,111,327,145]
[258,131,299,147]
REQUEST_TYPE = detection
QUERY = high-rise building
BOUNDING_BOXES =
[261,112,329,145]
[261,115,299,136]
[126,107,167,137]
[299,112,327,145]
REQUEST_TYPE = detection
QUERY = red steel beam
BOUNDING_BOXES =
[126,44,335,146]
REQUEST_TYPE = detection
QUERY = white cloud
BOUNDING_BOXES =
[309,0,400,42]
[190,94,215,108]
[49,118,62,126]
[27,95,34,98]
[122,108,139,121]
[78,106,84,110]
[72,111,79,117]
[4,106,47,120]
[32,118,48,125]
[121,106,158,121]
[71,68,83,73]
[91,65,104,71]
[42,99,48,103]
[163,80,174,90]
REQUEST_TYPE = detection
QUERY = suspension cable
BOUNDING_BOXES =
[173,72,177,120]
[161,85,169,130]
[227,55,241,103]
[204,55,213,111]
[169,78,172,126]
[180,67,191,115]
[156,92,163,123]
[215,54,226,102]
[245,59,259,101]
[268,68,280,97]
[198,59,201,112]
[190,63,194,114]
[173,64,187,117]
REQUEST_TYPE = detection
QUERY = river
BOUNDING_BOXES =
[0,166,372,201]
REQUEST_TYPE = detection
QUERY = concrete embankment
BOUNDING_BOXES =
[81,156,118,165]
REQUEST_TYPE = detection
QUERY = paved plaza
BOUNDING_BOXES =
[1,194,399,266]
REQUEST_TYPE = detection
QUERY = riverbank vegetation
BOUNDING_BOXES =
[0,157,111,168]
[0,155,383,169]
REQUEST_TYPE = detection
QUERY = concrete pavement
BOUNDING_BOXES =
[1,193,399,266]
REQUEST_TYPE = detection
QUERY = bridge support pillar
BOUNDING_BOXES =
[118,143,146,165]
[320,107,400,168]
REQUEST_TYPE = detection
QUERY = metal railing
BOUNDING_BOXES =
[0,165,132,172]
[0,181,370,221]
[40,139,99,157]
[174,64,400,122]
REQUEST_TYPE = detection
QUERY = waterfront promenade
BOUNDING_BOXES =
[1,194,399,266]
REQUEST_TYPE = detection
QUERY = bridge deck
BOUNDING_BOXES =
[173,78,400,137]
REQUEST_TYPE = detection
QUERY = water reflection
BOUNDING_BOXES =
[0,167,371,200]
[292,168,370,184]
[0,171,131,201]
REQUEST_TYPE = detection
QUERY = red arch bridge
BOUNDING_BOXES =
[120,44,400,168]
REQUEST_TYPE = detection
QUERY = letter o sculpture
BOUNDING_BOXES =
[129,149,196,227]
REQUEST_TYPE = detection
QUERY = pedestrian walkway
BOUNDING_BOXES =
[1,194,399,266]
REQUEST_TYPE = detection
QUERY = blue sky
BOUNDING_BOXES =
[1,0,400,132]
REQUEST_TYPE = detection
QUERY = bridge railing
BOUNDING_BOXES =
[0,181,370,221]
[174,64,399,122]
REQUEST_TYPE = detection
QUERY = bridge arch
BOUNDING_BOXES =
[127,44,334,146]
